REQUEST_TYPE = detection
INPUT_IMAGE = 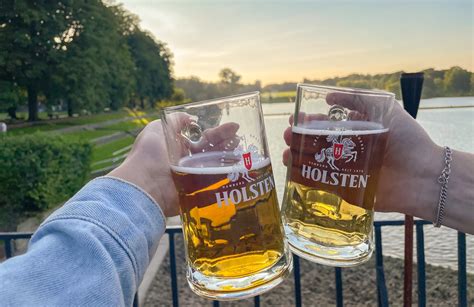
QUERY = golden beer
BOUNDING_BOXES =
[171,153,289,294]
[282,122,388,266]
[163,92,292,299]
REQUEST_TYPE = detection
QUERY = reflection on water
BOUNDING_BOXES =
[263,97,474,272]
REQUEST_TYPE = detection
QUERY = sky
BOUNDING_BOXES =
[120,0,473,84]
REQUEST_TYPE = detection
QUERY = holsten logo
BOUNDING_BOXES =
[302,134,369,188]
[217,144,274,207]
[215,175,275,207]
[315,134,358,171]
[301,164,369,188]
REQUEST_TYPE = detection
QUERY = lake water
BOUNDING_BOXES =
[262,96,474,272]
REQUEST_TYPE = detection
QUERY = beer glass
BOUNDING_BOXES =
[282,84,394,267]
[161,92,292,300]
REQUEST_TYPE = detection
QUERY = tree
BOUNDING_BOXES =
[444,66,471,95]
[254,80,262,91]
[49,0,110,116]
[385,81,401,100]
[127,29,173,109]
[0,1,76,121]
[48,1,139,116]
[219,68,241,85]
[471,74,474,96]
[0,81,24,119]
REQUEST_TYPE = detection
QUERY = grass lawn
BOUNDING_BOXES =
[7,112,156,138]
[60,117,152,141]
[6,110,131,136]
[2,108,158,175]
[0,111,68,121]
[91,136,135,171]
[261,91,296,102]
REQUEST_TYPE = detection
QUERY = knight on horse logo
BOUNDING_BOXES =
[227,145,261,183]
[315,134,358,171]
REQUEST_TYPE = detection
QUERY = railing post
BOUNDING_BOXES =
[168,232,179,307]
[374,224,389,307]
[253,295,260,307]
[132,293,139,307]
[4,238,13,259]
[335,267,343,307]
[416,222,426,307]
[293,254,302,307]
[457,232,467,307]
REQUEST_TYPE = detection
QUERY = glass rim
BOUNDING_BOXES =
[297,83,395,98]
[162,91,260,112]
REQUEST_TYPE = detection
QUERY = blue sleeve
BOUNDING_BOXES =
[0,177,166,307]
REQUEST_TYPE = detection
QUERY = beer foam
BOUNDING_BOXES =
[292,120,388,136]
[171,152,271,175]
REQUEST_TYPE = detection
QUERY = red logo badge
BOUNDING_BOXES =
[333,143,343,160]
[242,152,252,170]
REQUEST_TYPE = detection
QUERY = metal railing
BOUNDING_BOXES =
[0,220,469,306]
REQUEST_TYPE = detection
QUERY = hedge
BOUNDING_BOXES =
[0,133,92,231]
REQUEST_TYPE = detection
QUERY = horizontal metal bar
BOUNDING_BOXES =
[164,220,433,233]
[373,220,431,227]
[0,232,34,240]
[0,220,434,239]
[165,227,184,234]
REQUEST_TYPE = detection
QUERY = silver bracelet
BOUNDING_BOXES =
[434,146,453,228]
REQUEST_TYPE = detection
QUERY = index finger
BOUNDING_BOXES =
[289,113,328,126]
[326,91,393,118]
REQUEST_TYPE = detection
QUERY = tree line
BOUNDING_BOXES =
[177,66,472,103]
[0,1,174,121]
[264,66,473,100]
[175,68,262,102]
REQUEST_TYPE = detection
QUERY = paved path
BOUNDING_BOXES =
[57,114,157,134]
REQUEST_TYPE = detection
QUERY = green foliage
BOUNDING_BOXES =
[444,66,471,95]
[176,70,261,102]
[219,68,241,85]
[0,1,173,120]
[91,135,134,171]
[0,1,76,120]
[0,133,92,230]
[262,67,472,100]
[127,30,173,109]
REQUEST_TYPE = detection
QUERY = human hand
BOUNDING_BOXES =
[109,118,240,217]
[282,92,442,216]
[109,120,180,216]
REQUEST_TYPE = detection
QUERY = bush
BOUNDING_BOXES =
[0,133,92,231]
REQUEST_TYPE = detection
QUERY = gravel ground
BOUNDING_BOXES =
[145,235,473,306]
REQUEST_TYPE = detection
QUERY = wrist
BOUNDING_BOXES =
[408,143,444,221]
[109,162,165,213]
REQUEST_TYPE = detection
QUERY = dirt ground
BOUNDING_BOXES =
[145,235,473,306]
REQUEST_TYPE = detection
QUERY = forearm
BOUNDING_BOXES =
[0,177,166,306]
[411,146,474,234]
